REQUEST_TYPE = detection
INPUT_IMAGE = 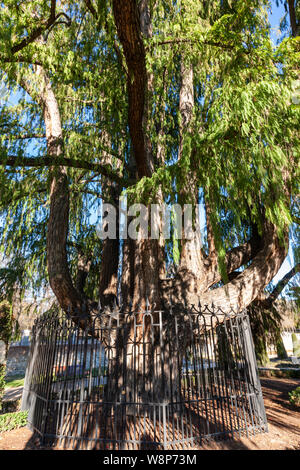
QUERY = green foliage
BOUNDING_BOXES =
[0,410,28,432]
[1,399,20,414]
[0,1,298,299]
[289,386,300,407]
[4,375,25,389]
[0,301,12,346]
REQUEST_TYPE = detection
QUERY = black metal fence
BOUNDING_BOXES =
[21,304,268,449]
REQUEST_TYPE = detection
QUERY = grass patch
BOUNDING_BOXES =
[0,410,28,433]
[5,376,25,389]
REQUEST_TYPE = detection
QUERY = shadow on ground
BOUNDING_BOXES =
[1,377,296,451]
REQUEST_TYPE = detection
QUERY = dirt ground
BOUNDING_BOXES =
[0,377,299,451]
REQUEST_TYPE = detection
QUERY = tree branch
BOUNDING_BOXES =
[9,3,70,55]
[67,241,92,296]
[204,224,261,289]
[267,263,300,305]
[84,0,98,19]
[199,221,288,312]
[1,155,130,186]
[0,1,70,66]
[2,134,46,140]
[150,38,250,54]
[112,0,151,178]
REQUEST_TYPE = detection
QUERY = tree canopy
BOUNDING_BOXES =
[0,1,299,316]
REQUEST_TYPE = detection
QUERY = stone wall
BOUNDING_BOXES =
[5,346,30,377]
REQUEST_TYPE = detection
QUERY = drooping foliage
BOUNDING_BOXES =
[0,1,298,311]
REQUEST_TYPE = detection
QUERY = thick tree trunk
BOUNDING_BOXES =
[199,221,288,311]
[33,67,88,325]
[288,0,300,37]
[98,184,120,307]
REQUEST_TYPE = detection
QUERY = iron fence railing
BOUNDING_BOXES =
[21,304,267,449]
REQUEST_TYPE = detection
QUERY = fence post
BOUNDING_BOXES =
[242,313,268,432]
[21,327,38,412]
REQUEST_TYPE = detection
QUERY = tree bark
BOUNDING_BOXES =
[288,0,300,37]
[112,0,151,178]
[112,0,164,310]
[34,67,87,320]
[198,221,288,311]
[176,61,207,299]
[98,183,120,307]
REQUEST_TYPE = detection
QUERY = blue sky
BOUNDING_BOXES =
[267,1,296,290]
[269,0,286,43]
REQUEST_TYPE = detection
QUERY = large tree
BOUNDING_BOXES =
[0,0,299,327]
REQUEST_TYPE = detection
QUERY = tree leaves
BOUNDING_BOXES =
[0,0,298,299]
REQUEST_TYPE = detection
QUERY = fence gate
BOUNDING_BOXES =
[21,304,267,449]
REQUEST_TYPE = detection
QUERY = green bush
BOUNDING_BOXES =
[1,399,20,414]
[289,387,300,407]
[0,410,28,432]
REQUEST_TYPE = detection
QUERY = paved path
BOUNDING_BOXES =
[3,386,23,401]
